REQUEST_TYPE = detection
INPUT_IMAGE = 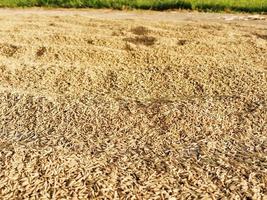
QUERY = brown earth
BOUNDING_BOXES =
[0,8,266,199]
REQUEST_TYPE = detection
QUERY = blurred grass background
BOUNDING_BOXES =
[0,0,266,12]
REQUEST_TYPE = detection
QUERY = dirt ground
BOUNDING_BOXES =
[0,8,266,199]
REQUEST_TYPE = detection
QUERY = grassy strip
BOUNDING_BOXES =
[0,0,267,12]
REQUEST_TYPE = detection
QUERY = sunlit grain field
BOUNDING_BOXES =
[0,9,266,199]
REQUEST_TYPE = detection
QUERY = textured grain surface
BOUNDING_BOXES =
[0,9,266,199]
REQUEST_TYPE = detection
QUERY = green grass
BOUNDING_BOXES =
[0,0,266,12]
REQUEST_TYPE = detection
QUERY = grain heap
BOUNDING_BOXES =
[0,10,266,199]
